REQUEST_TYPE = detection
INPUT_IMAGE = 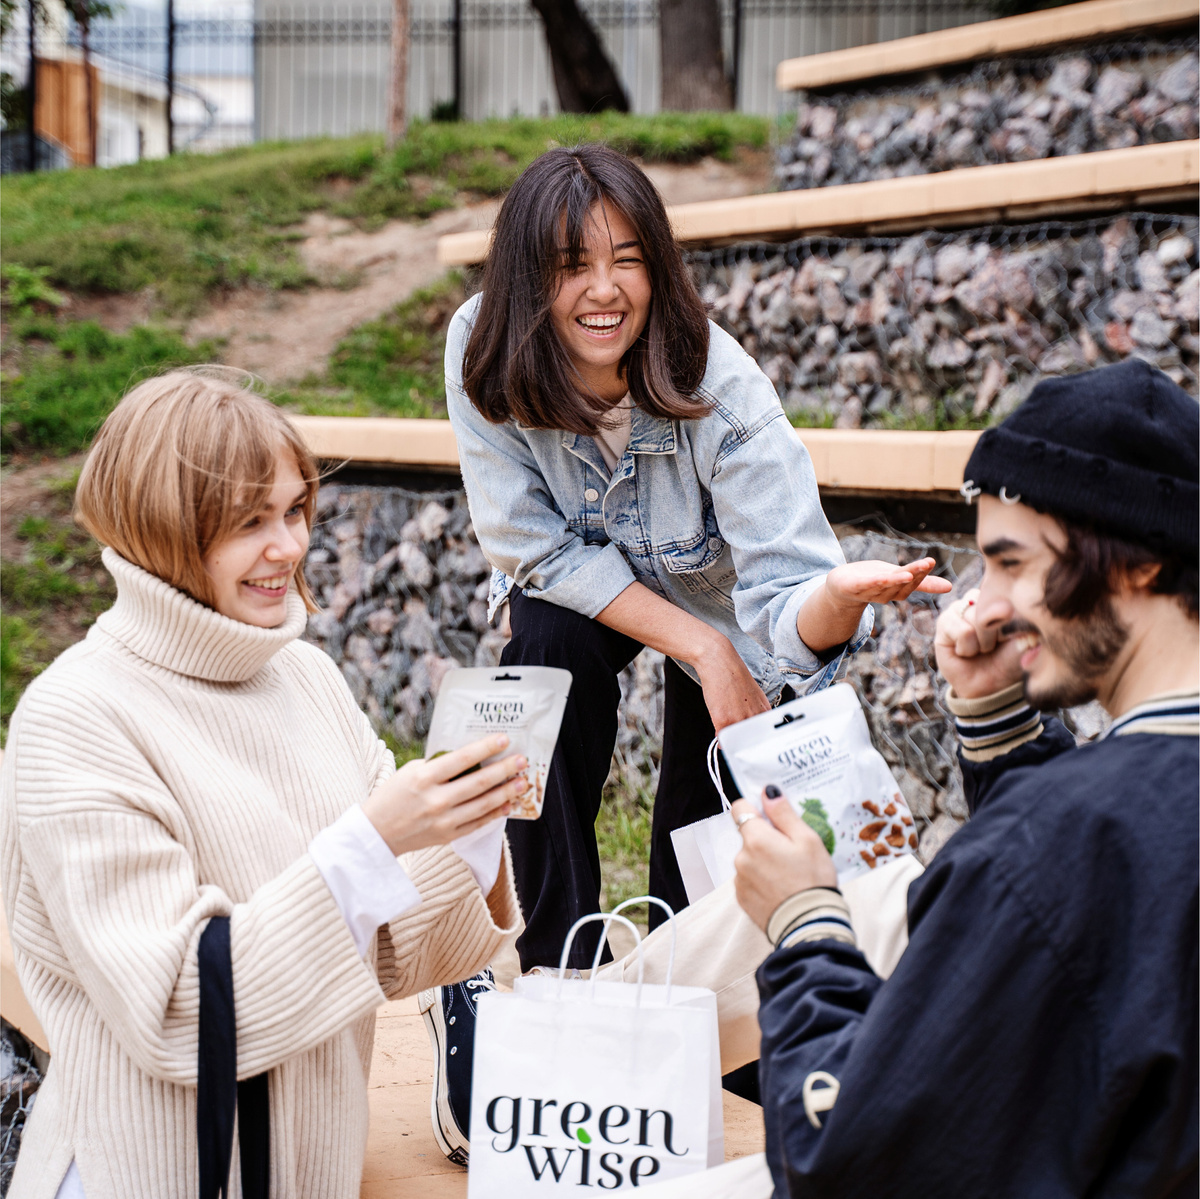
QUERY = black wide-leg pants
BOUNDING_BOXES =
[501,588,728,972]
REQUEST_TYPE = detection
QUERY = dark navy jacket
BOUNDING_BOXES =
[756,720,1199,1198]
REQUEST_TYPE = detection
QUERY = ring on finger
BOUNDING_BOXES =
[735,811,759,829]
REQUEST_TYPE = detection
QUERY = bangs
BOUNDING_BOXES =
[76,368,322,613]
[547,170,616,278]
[464,143,712,435]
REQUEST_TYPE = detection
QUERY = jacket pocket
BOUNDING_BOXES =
[658,494,726,574]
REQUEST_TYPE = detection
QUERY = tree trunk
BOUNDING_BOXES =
[80,14,95,164]
[387,0,409,147]
[660,0,731,111]
[530,0,628,114]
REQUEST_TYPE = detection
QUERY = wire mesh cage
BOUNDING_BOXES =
[1,1021,46,1196]
[302,482,1111,859]
[778,34,1200,190]
[688,211,1199,429]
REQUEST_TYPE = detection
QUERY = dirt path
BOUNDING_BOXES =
[182,153,772,385]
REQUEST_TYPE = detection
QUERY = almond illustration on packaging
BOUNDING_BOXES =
[424,667,572,820]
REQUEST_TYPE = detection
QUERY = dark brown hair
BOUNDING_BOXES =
[462,144,711,435]
[1044,520,1199,622]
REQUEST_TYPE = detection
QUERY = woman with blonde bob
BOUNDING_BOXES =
[1,369,524,1199]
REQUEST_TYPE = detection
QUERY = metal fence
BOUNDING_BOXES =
[1,0,987,168]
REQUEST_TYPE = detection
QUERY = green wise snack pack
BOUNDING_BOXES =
[424,666,572,819]
[718,682,919,878]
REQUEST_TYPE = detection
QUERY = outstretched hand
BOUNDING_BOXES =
[825,557,954,608]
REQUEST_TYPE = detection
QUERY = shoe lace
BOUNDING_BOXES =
[463,969,497,1011]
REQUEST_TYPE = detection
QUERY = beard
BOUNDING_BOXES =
[1010,599,1130,711]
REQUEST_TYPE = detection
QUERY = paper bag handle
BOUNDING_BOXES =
[706,739,733,813]
[589,896,678,1004]
[558,913,645,1006]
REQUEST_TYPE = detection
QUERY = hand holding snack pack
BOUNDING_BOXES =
[425,667,573,819]
[719,682,918,878]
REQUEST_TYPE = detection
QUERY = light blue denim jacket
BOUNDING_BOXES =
[444,293,871,701]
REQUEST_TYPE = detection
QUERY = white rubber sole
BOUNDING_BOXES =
[418,986,470,1167]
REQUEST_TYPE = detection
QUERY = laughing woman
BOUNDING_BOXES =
[421,142,948,1158]
[1,371,524,1198]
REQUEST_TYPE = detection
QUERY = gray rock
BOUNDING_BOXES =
[400,597,438,652]
[1130,308,1174,348]
[1157,54,1199,104]
[416,501,449,543]
[398,542,435,590]
[837,350,884,387]
[1158,235,1195,267]
[1048,56,1092,100]
[933,243,975,285]
[1091,65,1142,117]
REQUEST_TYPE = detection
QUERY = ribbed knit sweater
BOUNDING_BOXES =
[1,549,520,1199]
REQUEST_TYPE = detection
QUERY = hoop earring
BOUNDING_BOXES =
[999,486,1021,505]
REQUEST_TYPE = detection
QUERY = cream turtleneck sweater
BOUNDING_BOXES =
[1,549,520,1199]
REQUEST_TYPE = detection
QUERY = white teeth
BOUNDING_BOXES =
[577,314,623,329]
[1017,634,1040,651]
[245,577,286,591]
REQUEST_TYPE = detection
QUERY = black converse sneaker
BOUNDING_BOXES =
[417,968,497,1165]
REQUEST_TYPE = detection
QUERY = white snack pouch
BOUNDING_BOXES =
[425,666,572,820]
[718,682,918,878]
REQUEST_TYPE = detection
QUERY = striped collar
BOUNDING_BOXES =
[1101,692,1200,740]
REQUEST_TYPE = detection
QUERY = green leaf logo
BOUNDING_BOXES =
[801,798,836,856]
[576,1129,592,1145]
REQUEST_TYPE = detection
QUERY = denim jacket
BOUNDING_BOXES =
[444,293,871,701]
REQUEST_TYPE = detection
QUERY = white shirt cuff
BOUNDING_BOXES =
[451,816,507,898]
[310,806,423,957]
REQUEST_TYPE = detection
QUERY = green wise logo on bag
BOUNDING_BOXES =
[484,1094,688,1186]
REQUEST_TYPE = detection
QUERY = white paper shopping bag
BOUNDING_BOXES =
[582,897,724,1170]
[669,741,743,905]
[468,912,720,1196]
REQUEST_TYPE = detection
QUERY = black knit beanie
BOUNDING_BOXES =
[963,358,1199,558]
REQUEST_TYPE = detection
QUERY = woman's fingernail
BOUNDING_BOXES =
[514,756,528,770]
[765,784,782,799]
[494,734,509,748]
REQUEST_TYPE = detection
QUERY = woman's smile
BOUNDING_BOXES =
[575,310,627,338]
[242,572,291,597]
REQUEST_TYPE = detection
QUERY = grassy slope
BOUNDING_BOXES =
[2,115,770,308]
[2,114,771,456]
[0,464,115,742]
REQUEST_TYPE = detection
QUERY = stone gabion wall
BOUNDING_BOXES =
[689,211,1198,428]
[303,482,1115,857]
[777,35,1198,191]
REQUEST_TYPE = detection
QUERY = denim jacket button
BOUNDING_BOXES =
[584,488,600,502]
[707,538,721,552]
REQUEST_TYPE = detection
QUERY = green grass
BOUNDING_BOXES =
[0,613,45,740]
[0,468,115,743]
[1,317,215,456]
[596,783,653,912]
[1,114,770,312]
[280,273,467,418]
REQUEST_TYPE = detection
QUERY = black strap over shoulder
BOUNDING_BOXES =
[198,915,271,1199]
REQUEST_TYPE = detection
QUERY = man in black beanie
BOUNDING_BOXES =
[730,358,1198,1197]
